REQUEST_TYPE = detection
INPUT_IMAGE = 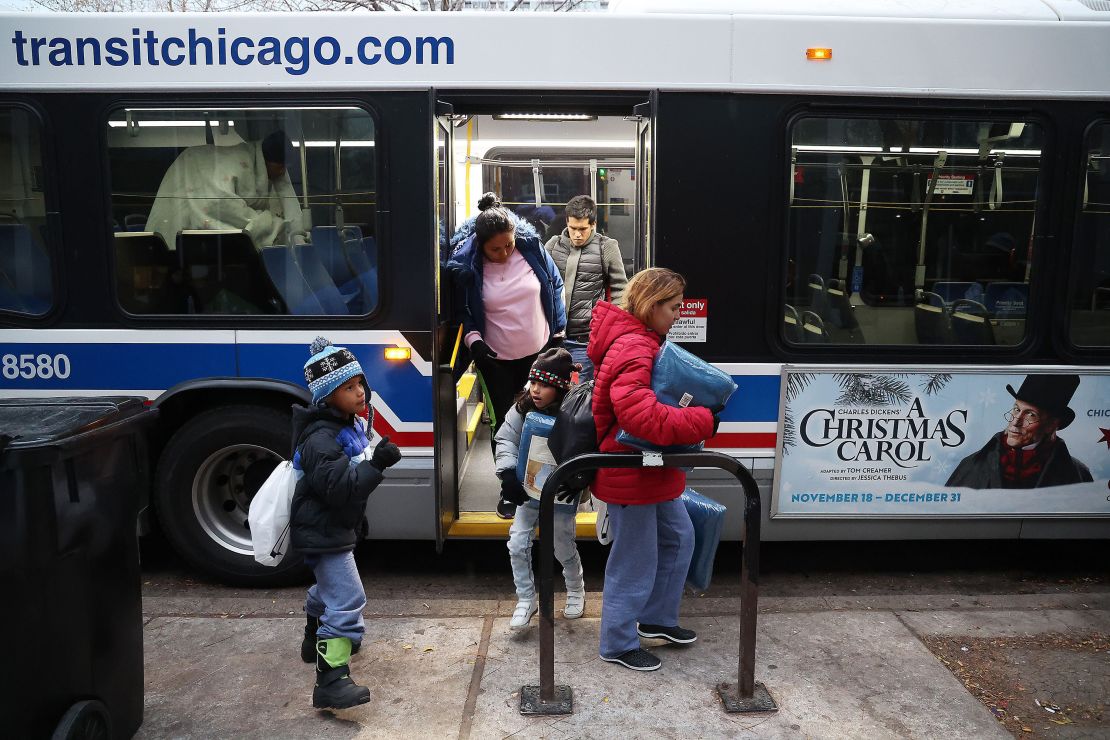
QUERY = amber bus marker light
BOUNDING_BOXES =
[384,347,411,361]
[806,47,833,60]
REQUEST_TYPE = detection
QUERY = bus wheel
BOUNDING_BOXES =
[155,405,307,586]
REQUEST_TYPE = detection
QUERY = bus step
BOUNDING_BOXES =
[446,511,598,539]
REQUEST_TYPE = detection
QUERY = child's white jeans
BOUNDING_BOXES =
[507,501,583,603]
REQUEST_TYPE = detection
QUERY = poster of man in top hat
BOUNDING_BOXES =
[946,374,1094,489]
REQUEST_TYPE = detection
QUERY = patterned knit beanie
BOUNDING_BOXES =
[528,347,577,390]
[304,336,365,405]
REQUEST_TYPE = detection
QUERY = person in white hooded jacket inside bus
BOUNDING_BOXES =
[146,129,304,250]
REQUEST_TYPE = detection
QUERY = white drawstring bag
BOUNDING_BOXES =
[248,460,301,566]
[593,496,612,545]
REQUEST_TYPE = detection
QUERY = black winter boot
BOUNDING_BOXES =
[301,614,319,663]
[313,638,370,710]
[303,615,360,662]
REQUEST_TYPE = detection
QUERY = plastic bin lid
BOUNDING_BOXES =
[0,396,149,448]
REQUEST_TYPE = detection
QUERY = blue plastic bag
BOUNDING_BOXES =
[682,487,726,591]
[516,412,556,500]
[616,341,738,453]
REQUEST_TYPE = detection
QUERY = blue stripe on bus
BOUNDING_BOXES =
[237,343,433,422]
[719,374,780,422]
[0,342,236,390]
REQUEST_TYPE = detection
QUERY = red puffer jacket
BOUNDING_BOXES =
[587,300,714,505]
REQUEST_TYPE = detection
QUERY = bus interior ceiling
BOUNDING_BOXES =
[449,111,637,516]
[451,113,638,273]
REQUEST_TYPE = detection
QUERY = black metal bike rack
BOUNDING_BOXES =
[519,450,778,716]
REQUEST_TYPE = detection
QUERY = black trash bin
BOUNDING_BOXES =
[0,397,157,739]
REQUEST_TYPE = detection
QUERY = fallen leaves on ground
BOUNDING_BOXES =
[922,632,1108,738]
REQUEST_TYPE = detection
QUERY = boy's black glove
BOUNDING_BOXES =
[370,435,402,470]
[470,340,498,367]
[500,470,528,506]
[555,484,578,503]
[711,411,721,436]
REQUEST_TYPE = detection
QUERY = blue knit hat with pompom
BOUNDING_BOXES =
[304,336,365,405]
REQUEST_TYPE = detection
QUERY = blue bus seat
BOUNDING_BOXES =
[950,299,995,345]
[310,226,354,287]
[261,245,325,315]
[807,273,829,319]
[801,310,830,342]
[0,223,52,315]
[343,236,378,312]
[783,304,803,343]
[984,282,1028,319]
[914,291,952,344]
[932,281,984,305]
[293,245,349,315]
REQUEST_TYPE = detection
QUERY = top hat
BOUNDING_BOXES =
[1006,374,1080,429]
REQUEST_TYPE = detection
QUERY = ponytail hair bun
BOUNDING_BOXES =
[477,192,500,211]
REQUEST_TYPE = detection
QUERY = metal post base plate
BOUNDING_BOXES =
[519,685,573,715]
[716,682,778,713]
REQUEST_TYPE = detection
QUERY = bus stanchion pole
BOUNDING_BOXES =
[519,458,576,715]
[519,451,637,716]
[711,454,777,713]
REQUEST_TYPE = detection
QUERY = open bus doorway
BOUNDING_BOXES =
[434,104,649,540]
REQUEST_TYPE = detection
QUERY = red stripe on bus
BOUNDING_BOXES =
[707,432,777,448]
[372,415,433,447]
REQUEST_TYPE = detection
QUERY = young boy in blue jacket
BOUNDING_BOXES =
[290,337,402,709]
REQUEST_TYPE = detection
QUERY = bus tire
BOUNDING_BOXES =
[154,404,308,586]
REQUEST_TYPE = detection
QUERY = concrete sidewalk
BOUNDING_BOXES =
[134,592,1110,739]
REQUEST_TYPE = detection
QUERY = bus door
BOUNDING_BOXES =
[432,98,460,552]
[634,96,656,272]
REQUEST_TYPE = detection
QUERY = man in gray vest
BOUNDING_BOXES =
[544,195,628,380]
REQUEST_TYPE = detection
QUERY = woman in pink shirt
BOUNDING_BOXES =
[447,196,567,517]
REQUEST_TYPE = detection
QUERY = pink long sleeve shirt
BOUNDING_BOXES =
[464,249,549,361]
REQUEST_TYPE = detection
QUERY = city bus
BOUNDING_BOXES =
[1,0,1108,584]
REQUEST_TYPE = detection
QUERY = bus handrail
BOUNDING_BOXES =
[448,324,464,371]
[520,450,778,715]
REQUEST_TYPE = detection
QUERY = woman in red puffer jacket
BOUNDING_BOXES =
[586,267,719,672]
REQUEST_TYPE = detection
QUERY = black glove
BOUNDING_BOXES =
[500,470,528,506]
[370,435,402,470]
[711,411,721,437]
[470,340,498,367]
[543,335,565,352]
[555,484,578,503]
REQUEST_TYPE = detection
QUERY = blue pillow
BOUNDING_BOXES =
[682,488,726,591]
[617,341,738,453]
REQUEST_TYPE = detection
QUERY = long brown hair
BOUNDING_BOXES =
[620,267,686,325]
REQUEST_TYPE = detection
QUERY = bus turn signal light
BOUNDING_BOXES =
[806,47,833,61]
[384,347,411,361]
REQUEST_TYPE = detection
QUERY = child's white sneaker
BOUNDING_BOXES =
[564,588,585,619]
[510,600,537,629]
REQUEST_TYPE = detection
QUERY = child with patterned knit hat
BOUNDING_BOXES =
[494,347,587,629]
[290,337,402,709]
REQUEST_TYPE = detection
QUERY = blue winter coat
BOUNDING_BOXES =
[446,227,567,343]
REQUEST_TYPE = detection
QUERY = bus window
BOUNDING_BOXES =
[0,107,53,317]
[1070,122,1110,347]
[784,116,1043,347]
[106,106,377,316]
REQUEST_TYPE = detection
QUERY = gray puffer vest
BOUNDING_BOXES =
[544,230,627,340]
